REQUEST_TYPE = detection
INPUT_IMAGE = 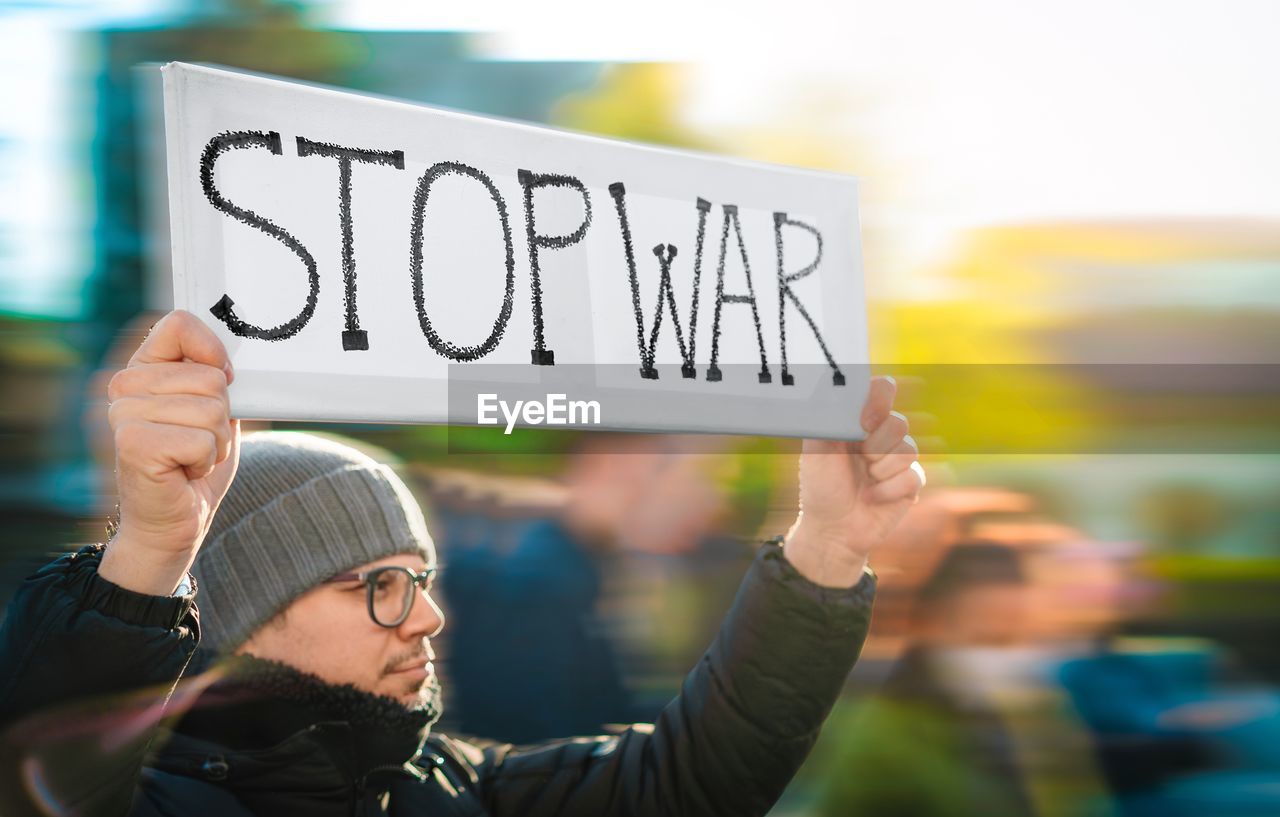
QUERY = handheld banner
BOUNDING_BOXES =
[160,62,869,438]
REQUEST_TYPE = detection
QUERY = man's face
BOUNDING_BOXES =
[236,553,445,707]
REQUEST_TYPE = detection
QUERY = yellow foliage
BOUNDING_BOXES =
[553,64,709,149]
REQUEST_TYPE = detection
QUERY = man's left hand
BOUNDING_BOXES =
[784,375,925,588]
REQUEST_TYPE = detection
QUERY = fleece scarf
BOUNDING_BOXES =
[172,653,442,780]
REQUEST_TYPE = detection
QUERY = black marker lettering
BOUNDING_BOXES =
[707,205,771,383]
[774,213,845,386]
[296,137,404,351]
[409,162,515,361]
[611,185,709,380]
[200,130,317,341]
[684,198,711,379]
[518,169,592,365]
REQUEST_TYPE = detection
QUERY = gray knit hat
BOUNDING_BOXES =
[192,431,435,653]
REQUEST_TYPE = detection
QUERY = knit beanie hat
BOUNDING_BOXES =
[192,431,435,654]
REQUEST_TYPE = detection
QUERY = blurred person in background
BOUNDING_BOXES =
[441,434,727,743]
[814,541,1040,817]
[1054,544,1280,817]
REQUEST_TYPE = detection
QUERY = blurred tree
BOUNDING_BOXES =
[555,63,711,150]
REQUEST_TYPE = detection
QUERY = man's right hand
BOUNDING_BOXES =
[100,310,240,596]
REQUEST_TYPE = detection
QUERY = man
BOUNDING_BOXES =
[0,310,924,816]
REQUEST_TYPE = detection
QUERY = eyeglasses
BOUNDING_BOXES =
[323,565,438,628]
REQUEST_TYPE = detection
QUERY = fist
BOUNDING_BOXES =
[106,310,239,562]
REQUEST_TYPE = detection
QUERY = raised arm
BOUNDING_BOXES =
[459,376,923,817]
[100,309,240,595]
[0,310,239,816]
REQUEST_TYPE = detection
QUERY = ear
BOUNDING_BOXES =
[232,630,262,656]
[234,607,291,657]
[265,607,291,630]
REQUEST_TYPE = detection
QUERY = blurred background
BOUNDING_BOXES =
[1,1,1278,815]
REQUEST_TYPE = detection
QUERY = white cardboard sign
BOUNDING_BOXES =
[160,62,869,438]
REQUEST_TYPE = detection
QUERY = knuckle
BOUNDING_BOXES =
[108,397,142,430]
[196,396,224,428]
[106,368,135,402]
[888,410,909,433]
[199,429,220,461]
[178,363,223,396]
[106,399,124,428]
[873,453,899,476]
[871,429,899,453]
[179,427,215,461]
[198,364,228,395]
[150,311,180,340]
[169,309,196,333]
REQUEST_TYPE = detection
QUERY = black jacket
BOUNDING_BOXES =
[0,541,875,817]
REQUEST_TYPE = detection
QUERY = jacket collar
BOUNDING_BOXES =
[152,654,437,812]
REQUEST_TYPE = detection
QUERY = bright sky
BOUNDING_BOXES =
[336,0,1280,286]
[2,0,1276,314]
[334,0,1280,216]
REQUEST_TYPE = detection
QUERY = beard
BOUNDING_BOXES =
[398,671,443,721]
[187,652,445,767]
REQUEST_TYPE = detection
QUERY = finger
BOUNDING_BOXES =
[129,310,230,375]
[862,411,909,461]
[868,435,919,481]
[109,399,232,473]
[108,361,230,407]
[869,460,926,504]
[109,395,232,463]
[901,410,939,436]
[115,420,219,482]
[859,375,897,434]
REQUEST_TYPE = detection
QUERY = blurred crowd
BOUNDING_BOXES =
[4,310,1274,817]
[402,450,1280,817]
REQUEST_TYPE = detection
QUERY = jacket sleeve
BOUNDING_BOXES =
[0,544,200,817]
[458,539,877,817]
